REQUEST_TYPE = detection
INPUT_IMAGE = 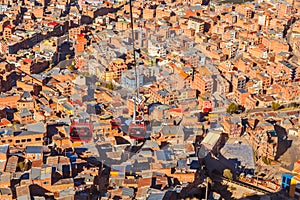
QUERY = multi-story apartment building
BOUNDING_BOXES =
[0,123,45,148]
[231,74,246,91]
[149,83,175,105]
[192,72,213,95]
[143,7,155,20]
[148,39,166,58]
[99,59,128,82]
[278,60,298,82]
[187,16,204,33]
[121,70,144,90]
[246,122,278,160]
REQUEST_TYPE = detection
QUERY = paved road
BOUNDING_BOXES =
[232,105,300,118]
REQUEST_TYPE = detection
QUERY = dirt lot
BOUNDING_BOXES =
[278,135,300,170]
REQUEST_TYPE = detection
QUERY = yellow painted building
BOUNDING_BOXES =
[286,161,300,199]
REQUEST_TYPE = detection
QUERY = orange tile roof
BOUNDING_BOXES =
[179,70,189,79]
[169,108,183,113]
[138,178,151,188]
[168,62,176,69]
[294,166,300,174]
[0,119,10,126]
[294,174,300,181]
[23,58,33,63]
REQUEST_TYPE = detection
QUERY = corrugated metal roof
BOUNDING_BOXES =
[122,187,134,197]
[0,161,6,172]
[110,165,125,178]
[161,125,184,136]
[0,172,10,183]
[0,187,12,195]
[201,130,222,149]
[0,144,8,155]
[156,150,173,161]
[142,140,159,149]
[19,108,32,117]
[31,167,41,180]
[177,160,187,168]
[25,146,43,154]
[16,185,30,199]
[147,192,165,200]
[5,156,18,173]
[32,197,46,200]
[26,122,45,133]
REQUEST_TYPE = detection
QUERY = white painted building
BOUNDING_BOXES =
[148,40,166,58]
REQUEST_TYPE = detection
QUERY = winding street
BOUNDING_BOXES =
[286,17,300,59]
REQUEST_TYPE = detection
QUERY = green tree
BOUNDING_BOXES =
[227,103,239,114]
[290,102,298,108]
[223,169,233,180]
[104,82,115,90]
[262,156,271,165]
[18,160,30,172]
[271,102,281,111]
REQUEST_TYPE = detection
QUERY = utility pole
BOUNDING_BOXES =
[129,0,138,124]
[205,177,209,200]
[256,171,259,186]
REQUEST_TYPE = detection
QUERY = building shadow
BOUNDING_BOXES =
[274,124,293,160]
[200,153,235,199]
[29,184,52,197]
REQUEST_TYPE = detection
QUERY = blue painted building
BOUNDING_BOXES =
[121,70,144,90]
[281,173,293,192]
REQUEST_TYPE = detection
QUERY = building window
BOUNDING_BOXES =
[16,140,20,143]
[21,139,26,143]
[1,140,5,143]
[35,138,41,141]
[8,139,12,143]
[27,139,31,142]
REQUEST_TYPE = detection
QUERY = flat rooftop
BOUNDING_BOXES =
[220,144,255,169]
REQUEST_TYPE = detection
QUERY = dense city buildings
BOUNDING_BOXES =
[0,0,299,199]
